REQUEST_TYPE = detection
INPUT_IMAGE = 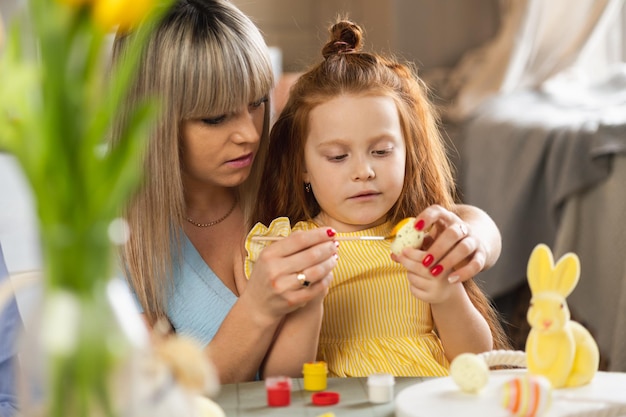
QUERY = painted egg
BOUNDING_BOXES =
[390,217,426,255]
[502,375,552,417]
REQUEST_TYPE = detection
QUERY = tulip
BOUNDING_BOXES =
[92,0,155,32]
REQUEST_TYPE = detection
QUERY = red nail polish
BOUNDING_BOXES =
[415,219,425,231]
[422,254,434,267]
[431,265,444,276]
[327,229,336,237]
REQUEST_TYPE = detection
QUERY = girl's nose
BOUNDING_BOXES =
[352,159,376,181]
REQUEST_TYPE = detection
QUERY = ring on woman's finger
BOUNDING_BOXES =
[296,272,311,287]
[458,223,468,237]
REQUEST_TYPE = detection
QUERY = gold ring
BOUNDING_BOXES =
[296,272,310,287]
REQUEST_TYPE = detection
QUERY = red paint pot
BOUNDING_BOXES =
[265,376,292,407]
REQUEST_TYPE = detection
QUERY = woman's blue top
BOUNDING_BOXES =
[166,234,238,347]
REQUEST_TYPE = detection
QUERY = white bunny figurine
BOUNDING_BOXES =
[525,244,599,388]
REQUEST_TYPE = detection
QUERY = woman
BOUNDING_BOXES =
[111,0,503,382]
[111,0,337,382]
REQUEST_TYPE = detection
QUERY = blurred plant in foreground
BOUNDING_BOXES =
[0,0,172,416]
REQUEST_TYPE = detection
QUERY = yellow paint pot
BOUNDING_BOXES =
[303,361,328,391]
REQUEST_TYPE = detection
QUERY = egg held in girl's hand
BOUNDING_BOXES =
[389,217,426,255]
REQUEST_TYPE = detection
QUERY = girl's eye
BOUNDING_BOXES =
[250,96,268,109]
[373,148,392,156]
[328,154,348,162]
[201,115,227,125]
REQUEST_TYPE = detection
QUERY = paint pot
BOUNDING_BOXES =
[312,391,340,406]
[303,361,328,391]
[265,376,292,407]
[367,373,395,403]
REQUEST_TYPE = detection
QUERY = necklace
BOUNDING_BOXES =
[185,199,237,228]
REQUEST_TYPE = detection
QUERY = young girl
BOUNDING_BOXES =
[245,19,509,377]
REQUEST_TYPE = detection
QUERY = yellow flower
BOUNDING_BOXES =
[55,0,92,6]
[92,0,154,32]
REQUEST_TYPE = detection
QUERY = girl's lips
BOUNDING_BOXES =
[226,152,254,168]
[349,192,381,201]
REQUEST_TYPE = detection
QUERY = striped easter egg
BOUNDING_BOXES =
[501,375,552,417]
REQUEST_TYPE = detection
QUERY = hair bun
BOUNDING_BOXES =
[322,19,363,58]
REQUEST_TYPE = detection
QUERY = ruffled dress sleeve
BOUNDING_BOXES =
[244,217,293,279]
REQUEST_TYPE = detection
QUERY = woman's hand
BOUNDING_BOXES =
[241,227,338,323]
[210,228,336,383]
[392,204,500,285]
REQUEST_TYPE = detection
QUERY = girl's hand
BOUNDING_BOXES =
[394,247,458,304]
[241,227,338,323]
[392,204,491,284]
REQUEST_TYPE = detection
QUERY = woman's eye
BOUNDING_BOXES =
[250,96,268,109]
[201,115,227,125]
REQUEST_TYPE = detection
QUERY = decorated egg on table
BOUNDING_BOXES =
[501,375,552,417]
[389,217,426,255]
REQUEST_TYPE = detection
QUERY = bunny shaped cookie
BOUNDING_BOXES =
[525,244,599,388]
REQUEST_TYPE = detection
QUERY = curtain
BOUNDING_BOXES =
[442,0,625,121]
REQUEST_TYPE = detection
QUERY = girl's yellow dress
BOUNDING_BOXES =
[245,217,449,377]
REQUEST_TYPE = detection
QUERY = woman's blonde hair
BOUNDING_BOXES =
[252,18,510,350]
[111,0,274,324]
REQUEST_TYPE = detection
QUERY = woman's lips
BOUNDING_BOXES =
[226,152,254,168]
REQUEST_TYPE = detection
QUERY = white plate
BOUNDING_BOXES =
[395,370,626,417]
